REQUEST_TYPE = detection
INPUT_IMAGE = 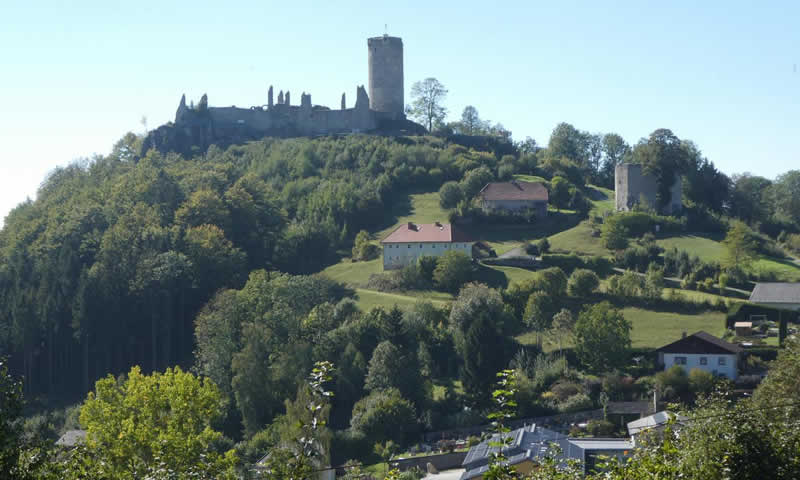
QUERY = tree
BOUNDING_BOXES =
[532,267,568,298]
[602,215,630,250]
[567,269,600,297]
[460,166,494,199]
[753,337,800,416]
[642,263,665,300]
[79,366,237,479]
[573,302,631,372]
[729,173,772,224]
[549,176,572,210]
[349,389,418,445]
[632,128,688,211]
[599,133,631,187]
[438,181,463,209]
[523,291,556,330]
[408,78,448,132]
[722,221,757,271]
[461,314,507,406]
[0,359,24,478]
[352,230,378,261]
[459,105,483,135]
[772,170,800,225]
[433,250,473,293]
[364,341,425,408]
[551,309,575,354]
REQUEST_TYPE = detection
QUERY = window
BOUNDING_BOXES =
[718,357,727,366]
[420,244,423,248]
[408,244,411,249]
[699,357,708,365]
[674,357,687,365]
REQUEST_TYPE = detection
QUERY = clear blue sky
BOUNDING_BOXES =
[1,1,798,224]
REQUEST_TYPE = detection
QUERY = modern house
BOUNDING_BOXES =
[477,181,549,217]
[748,283,800,311]
[459,424,632,479]
[655,331,742,380]
[380,222,474,270]
[627,411,687,446]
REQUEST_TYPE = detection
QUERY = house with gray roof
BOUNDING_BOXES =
[55,429,86,447]
[459,424,632,479]
[656,331,742,380]
[749,283,800,311]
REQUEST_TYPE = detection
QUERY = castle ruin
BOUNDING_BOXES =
[143,35,423,154]
[615,163,682,215]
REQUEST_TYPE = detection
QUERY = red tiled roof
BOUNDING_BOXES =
[380,222,474,244]
[479,181,549,201]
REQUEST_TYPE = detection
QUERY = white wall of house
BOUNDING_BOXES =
[662,352,738,380]
[382,241,473,269]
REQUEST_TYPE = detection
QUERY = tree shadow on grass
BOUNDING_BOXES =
[466,211,583,245]
[473,263,511,290]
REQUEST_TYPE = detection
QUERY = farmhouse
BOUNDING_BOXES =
[655,331,741,380]
[380,222,474,270]
[748,283,800,311]
[478,180,549,217]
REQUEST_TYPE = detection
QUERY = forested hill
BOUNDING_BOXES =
[0,134,513,401]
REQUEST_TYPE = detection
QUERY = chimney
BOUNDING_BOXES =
[407,222,415,230]
[435,221,442,228]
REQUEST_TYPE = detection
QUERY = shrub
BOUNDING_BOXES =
[438,181,463,209]
[587,419,616,437]
[654,365,689,399]
[558,393,593,413]
[688,368,715,395]
[433,251,473,293]
[602,216,629,250]
[537,237,551,254]
[524,242,539,256]
[417,256,439,283]
[568,269,600,297]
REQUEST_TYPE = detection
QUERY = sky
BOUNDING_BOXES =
[1,1,798,225]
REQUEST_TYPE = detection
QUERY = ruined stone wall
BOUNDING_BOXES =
[368,35,404,118]
[615,163,682,214]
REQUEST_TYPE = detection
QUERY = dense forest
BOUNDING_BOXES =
[2,121,800,477]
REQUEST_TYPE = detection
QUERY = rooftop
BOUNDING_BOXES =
[656,331,742,355]
[749,282,800,304]
[478,181,549,202]
[55,429,87,447]
[627,411,687,436]
[381,222,473,244]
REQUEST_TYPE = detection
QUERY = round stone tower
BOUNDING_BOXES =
[368,35,404,118]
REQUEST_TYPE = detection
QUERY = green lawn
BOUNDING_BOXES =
[547,220,610,257]
[321,258,383,286]
[657,234,800,282]
[376,190,450,240]
[517,307,725,351]
[586,185,615,216]
[513,174,550,184]
[354,288,452,312]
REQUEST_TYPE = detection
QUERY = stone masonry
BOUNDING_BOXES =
[615,163,682,215]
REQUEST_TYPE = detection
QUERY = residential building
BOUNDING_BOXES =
[748,283,800,311]
[459,424,633,479]
[627,411,687,446]
[380,222,474,270]
[655,331,742,380]
[55,429,86,447]
[477,180,549,217]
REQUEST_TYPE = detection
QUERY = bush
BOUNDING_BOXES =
[688,368,715,395]
[439,181,463,209]
[537,237,551,254]
[433,251,473,293]
[587,419,616,437]
[558,393,593,413]
[417,256,439,283]
[602,216,629,250]
[568,269,600,297]
[654,365,689,399]
[524,242,539,256]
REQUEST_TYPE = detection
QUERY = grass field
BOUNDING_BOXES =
[513,174,550,184]
[354,288,451,311]
[376,190,450,240]
[517,307,725,351]
[657,234,800,281]
[547,220,610,257]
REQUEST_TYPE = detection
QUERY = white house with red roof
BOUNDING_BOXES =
[380,221,474,270]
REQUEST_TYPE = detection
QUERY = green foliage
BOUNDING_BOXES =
[537,237,551,254]
[602,215,629,250]
[573,302,631,372]
[0,359,24,478]
[688,368,715,395]
[722,220,758,271]
[460,166,495,199]
[567,268,600,297]
[349,389,417,446]
[632,128,687,211]
[352,230,379,261]
[523,291,556,330]
[79,366,237,479]
[364,341,426,408]
[642,263,665,300]
[408,78,448,131]
[438,181,463,209]
[432,250,473,292]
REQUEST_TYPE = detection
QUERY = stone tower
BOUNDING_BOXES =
[368,34,404,118]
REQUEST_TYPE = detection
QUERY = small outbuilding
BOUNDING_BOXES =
[734,321,753,337]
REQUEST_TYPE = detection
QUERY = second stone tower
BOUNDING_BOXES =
[368,35,404,119]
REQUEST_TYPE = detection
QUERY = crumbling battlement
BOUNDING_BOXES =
[615,163,682,215]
